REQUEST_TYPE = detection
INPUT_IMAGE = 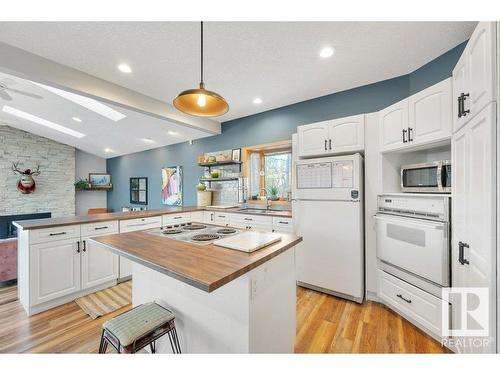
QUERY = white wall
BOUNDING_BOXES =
[75,149,107,215]
[0,124,75,217]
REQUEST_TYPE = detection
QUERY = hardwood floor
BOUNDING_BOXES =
[0,284,449,353]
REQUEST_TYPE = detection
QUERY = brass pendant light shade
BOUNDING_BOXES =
[173,22,229,117]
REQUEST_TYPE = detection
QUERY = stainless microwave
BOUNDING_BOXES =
[401,160,451,193]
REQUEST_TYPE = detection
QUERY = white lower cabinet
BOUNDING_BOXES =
[272,217,294,233]
[162,212,192,226]
[31,238,81,305]
[230,214,273,231]
[190,210,204,223]
[214,212,231,226]
[378,270,445,339]
[119,216,162,279]
[81,235,119,290]
[203,211,215,224]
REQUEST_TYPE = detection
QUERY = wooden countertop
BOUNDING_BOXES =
[89,230,302,292]
[13,206,292,230]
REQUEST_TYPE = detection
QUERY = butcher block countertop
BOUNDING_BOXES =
[13,206,292,230]
[89,230,302,292]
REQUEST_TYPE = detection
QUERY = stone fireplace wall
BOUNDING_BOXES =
[0,125,75,217]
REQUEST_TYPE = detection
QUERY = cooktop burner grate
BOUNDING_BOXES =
[162,229,183,235]
[191,233,220,241]
[184,224,207,230]
[217,228,237,234]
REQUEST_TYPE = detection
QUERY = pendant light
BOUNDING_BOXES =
[173,22,229,117]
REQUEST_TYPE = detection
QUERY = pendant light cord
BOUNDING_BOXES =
[200,21,204,86]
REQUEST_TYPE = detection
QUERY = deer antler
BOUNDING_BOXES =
[12,162,24,175]
[31,165,41,176]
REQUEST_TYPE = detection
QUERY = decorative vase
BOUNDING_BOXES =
[197,191,212,207]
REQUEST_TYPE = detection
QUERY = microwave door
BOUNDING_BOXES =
[402,166,439,192]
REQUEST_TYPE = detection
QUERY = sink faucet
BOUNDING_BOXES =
[260,188,271,209]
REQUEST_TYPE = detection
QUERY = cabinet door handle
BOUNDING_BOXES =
[278,221,289,224]
[457,95,464,118]
[329,139,332,150]
[402,129,407,143]
[396,294,412,304]
[462,93,470,116]
[173,216,182,219]
[407,127,413,142]
[94,226,109,230]
[458,241,470,265]
[324,139,327,151]
[244,218,253,221]
[82,240,86,252]
[218,215,226,218]
[49,231,67,236]
[210,213,214,221]
[76,240,80,253]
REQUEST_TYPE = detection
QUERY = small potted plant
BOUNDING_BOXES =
[74,178,90,191]
[210,170,220,179]
[269,186,280,201]
[196,183,212,207]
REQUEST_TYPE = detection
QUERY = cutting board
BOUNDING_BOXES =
[206,205,239,209]
[213,232,282,253]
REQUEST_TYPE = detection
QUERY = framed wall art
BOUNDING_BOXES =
[161,166,183,206]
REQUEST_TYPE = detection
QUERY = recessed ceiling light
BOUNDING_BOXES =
[2,105,85,138]
[253,97,263,105]
[319,46,335,59]
[104,148,113,153]
[168,131,179,136]
[30,81,126,122]
[72,117,82,123]
[117,63,132,73]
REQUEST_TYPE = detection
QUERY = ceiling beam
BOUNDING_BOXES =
[0,41,221,135]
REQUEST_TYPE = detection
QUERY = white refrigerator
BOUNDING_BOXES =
[292,148,364,303]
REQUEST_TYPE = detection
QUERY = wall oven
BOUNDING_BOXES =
[375,194,451,287]
[401,160,451,193]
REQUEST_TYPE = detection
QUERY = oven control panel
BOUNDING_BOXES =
[377,194,450,221]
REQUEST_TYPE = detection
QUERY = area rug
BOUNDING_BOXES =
[75,281,132,319]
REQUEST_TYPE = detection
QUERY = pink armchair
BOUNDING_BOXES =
[0,238,17,283]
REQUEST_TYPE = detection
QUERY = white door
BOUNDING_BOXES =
[295,200,363,300]
[452,103,496,353]
[81,236,119,289]
[409,79,452,146]
[327,114,365,154]
[452,50,468,133]
[379,98,408,152]
[297,121,329,158]
[31,238,81,305]
[465,22,496,119]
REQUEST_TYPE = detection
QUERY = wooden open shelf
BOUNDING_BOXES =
[198,160,242,167]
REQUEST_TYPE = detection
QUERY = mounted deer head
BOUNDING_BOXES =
[12,162,41,194]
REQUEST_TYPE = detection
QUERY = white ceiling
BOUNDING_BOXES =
[0,22,476,123]
[0,71,212,158]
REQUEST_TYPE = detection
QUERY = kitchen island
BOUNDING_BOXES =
[89,225,302,353]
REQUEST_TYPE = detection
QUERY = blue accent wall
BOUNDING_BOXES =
[107,42,466,212]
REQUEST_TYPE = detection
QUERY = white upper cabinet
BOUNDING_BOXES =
[379,98,408,152]
[452,22,497,132]
[379,79,452,153]
[297,120,330,157]
[297,115,364,158]
[327,114,365,154]
[408,78,452,146]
